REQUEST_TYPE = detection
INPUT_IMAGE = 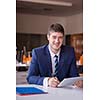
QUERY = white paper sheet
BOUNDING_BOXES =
[58,77,83,87]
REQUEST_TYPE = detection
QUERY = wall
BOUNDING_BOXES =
[65,13,83,34]
[16,14,67,34]
[16,13,83,35]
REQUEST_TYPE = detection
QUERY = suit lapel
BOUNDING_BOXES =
[58,47,65,68]
[44,45,52,75]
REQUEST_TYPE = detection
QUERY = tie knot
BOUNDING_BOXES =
[55,55,58,58]
[54,55,58,63]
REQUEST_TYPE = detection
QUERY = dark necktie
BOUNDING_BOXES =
[54,55,59,76]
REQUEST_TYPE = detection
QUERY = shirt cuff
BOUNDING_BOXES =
[43,77,49,87]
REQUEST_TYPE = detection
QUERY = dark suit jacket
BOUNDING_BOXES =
[27,44,79,85]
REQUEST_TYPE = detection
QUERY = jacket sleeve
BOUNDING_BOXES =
[26,49,45,85]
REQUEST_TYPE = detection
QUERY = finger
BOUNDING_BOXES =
[53,77,60,83]
[74,80,83,88]
[52,81,59,87]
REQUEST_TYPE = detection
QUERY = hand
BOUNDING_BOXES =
[73,80,83,88]
[48,77,60,88]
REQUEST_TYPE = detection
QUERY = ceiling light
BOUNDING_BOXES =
[19,0,72,7]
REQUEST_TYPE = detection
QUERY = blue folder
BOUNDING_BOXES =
[16,87,47,95]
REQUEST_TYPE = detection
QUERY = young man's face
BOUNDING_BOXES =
[47,32,64,53]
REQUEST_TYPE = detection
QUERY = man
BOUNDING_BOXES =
[27,23,82,88]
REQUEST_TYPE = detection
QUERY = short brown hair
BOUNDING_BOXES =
[48,23,64,35]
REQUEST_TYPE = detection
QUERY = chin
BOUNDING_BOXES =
[52,45,60,50]
[54,47,60,51]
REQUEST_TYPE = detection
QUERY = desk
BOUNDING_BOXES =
[16,84,83,100]
[16,72,28,84]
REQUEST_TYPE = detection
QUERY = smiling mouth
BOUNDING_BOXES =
[54,44,60,47]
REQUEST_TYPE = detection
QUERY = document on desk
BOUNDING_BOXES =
[16,87,48,95]
[58,77,83,87]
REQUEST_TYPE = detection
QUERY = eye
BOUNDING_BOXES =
[59,36,63,40]
[52,36,57,39]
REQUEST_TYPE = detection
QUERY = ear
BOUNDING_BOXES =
[47,34,49,41]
